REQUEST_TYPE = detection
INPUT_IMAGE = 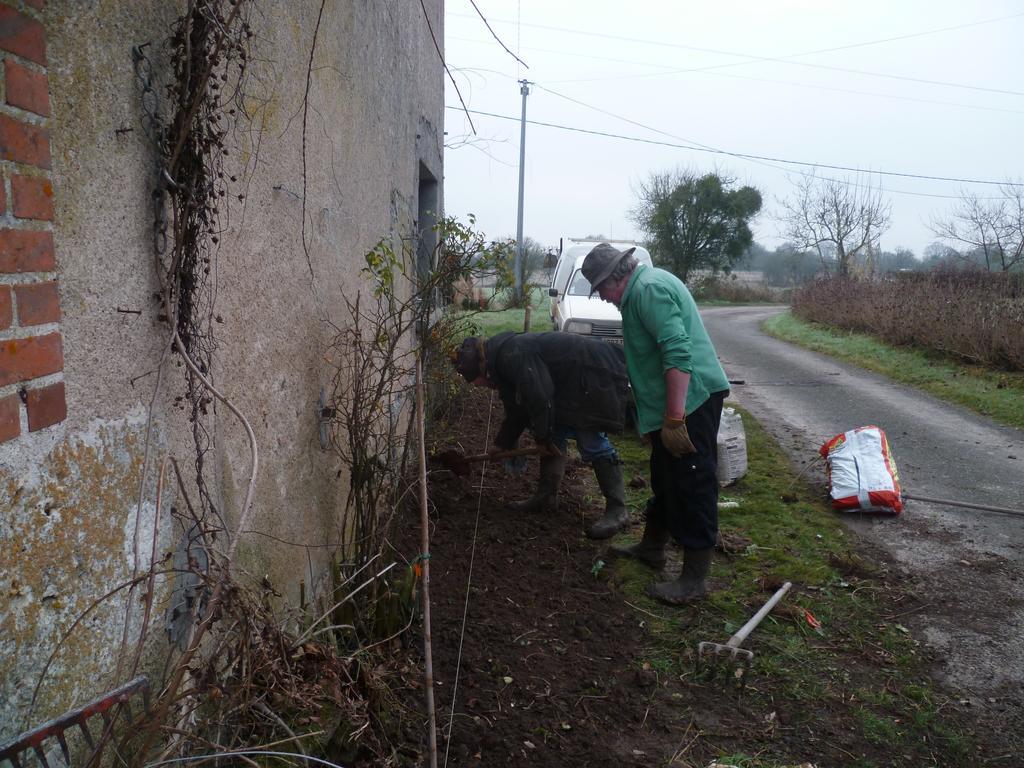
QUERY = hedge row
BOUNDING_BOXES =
[791,272,1024,371]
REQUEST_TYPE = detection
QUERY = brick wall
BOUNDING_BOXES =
[0,0,64,443]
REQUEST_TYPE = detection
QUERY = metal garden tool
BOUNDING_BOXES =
[698,581,792,687]
[0,676,150,767]
[432,445,542,477]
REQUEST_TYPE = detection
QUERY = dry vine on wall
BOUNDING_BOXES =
[24,1,518,764]
[121,2,374,764]
[123,5,502,763]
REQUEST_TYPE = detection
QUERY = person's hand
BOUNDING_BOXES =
[661,417,696,457]
[536,440,563,458]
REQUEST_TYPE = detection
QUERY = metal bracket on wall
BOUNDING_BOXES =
[317,388,333,451]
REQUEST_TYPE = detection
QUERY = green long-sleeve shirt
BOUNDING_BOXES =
[619,265,730,434]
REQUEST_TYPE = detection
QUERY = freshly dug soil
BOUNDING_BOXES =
[391,386,1014,767]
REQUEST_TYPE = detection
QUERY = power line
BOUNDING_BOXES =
[421,0,475,133]
[690,69,1024,116]
[448,11,1024,96]
[530,81,911,197]
[467,0,527,69]
[531,83,1017,192]
[771,12,1024,59]
[446,68,1013,198]
[450,38,1024,116]
[444,105,1022,188]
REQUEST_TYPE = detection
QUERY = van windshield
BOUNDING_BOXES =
[567,270,594,297]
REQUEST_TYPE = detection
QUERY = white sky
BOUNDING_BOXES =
[442,1,1023,258]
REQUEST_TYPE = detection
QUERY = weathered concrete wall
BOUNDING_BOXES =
[0,0,443,737]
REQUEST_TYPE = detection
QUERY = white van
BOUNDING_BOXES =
[548,240,653,342]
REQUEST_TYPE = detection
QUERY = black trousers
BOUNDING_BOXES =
[646,390,728,551]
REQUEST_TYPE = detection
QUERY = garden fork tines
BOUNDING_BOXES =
[697,581,792,688]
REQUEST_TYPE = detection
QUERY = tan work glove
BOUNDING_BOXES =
[661,416,696,457]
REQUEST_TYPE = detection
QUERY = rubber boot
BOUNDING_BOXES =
[585,458,630,539]
[508,454,566,513]
[607,516,669,570]
[647,548,713,605]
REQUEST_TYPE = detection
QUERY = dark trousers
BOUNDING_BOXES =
[646,390,728,551]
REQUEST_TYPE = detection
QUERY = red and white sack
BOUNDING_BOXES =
[819,426,903,515]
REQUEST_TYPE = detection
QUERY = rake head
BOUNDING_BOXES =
[696,641,755,688]
[698,641,754,663]
[432,449,474,476]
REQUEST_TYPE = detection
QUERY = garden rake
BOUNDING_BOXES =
[431,445,543,477]
[0,676,150,767]
[697,581,792,688]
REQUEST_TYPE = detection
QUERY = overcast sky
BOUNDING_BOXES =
[442,1,1022,259]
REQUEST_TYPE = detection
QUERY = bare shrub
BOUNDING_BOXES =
[690,273,787,304]
[792,272,1024,370]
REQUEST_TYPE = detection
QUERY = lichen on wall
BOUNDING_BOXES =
[0,0,446,740]
[0,407,163,738]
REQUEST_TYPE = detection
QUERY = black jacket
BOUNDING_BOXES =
[485,332,630,449]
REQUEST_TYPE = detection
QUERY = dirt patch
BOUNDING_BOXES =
[391,387,1021,767]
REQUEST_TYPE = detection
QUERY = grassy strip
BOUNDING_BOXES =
[763,311,1024,432]
[457,286,733,335]
[459,288,553,336]
[605,406,974,768]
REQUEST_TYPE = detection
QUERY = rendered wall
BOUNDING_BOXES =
[0,0,443,736]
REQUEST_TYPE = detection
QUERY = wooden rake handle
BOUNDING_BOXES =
[458,446,543,463]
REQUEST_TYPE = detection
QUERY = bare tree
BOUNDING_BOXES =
[930,183,1024,272]
[780,174,891,278]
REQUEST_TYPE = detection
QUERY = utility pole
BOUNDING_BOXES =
[514,79,531,304]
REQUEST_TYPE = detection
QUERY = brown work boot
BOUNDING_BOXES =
[607,516,669,570]
[647,548,713,605]
[586,457,630,540]
[508,454,566,513]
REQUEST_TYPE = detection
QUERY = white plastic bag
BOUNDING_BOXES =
[820,426,903,515]
[716,407,748,486]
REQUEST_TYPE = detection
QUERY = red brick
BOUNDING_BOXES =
[26,381,65,431]
[14,280,58,325]
[0,173,5,213]
[0,284,11,329]
[0,393,20,442]
[0,6,46,65]
[4,59,50,116]
[0,229,55,272]
[0,331,62,386]
[0,113,50,168]
[11,175,53,220]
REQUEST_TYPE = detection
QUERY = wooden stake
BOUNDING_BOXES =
[415,353,439,768]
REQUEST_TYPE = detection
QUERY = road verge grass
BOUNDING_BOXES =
[459,288,552,336]
[763,311,1024,432]
[604,405,975,768]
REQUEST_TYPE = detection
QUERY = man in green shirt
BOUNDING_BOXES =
[582,243,731,604]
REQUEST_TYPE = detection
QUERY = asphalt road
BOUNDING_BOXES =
[701,304,1024,705]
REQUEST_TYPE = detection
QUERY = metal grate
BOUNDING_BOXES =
[589,322,622,338]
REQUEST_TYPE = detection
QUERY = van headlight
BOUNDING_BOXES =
[565,320,593,335]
